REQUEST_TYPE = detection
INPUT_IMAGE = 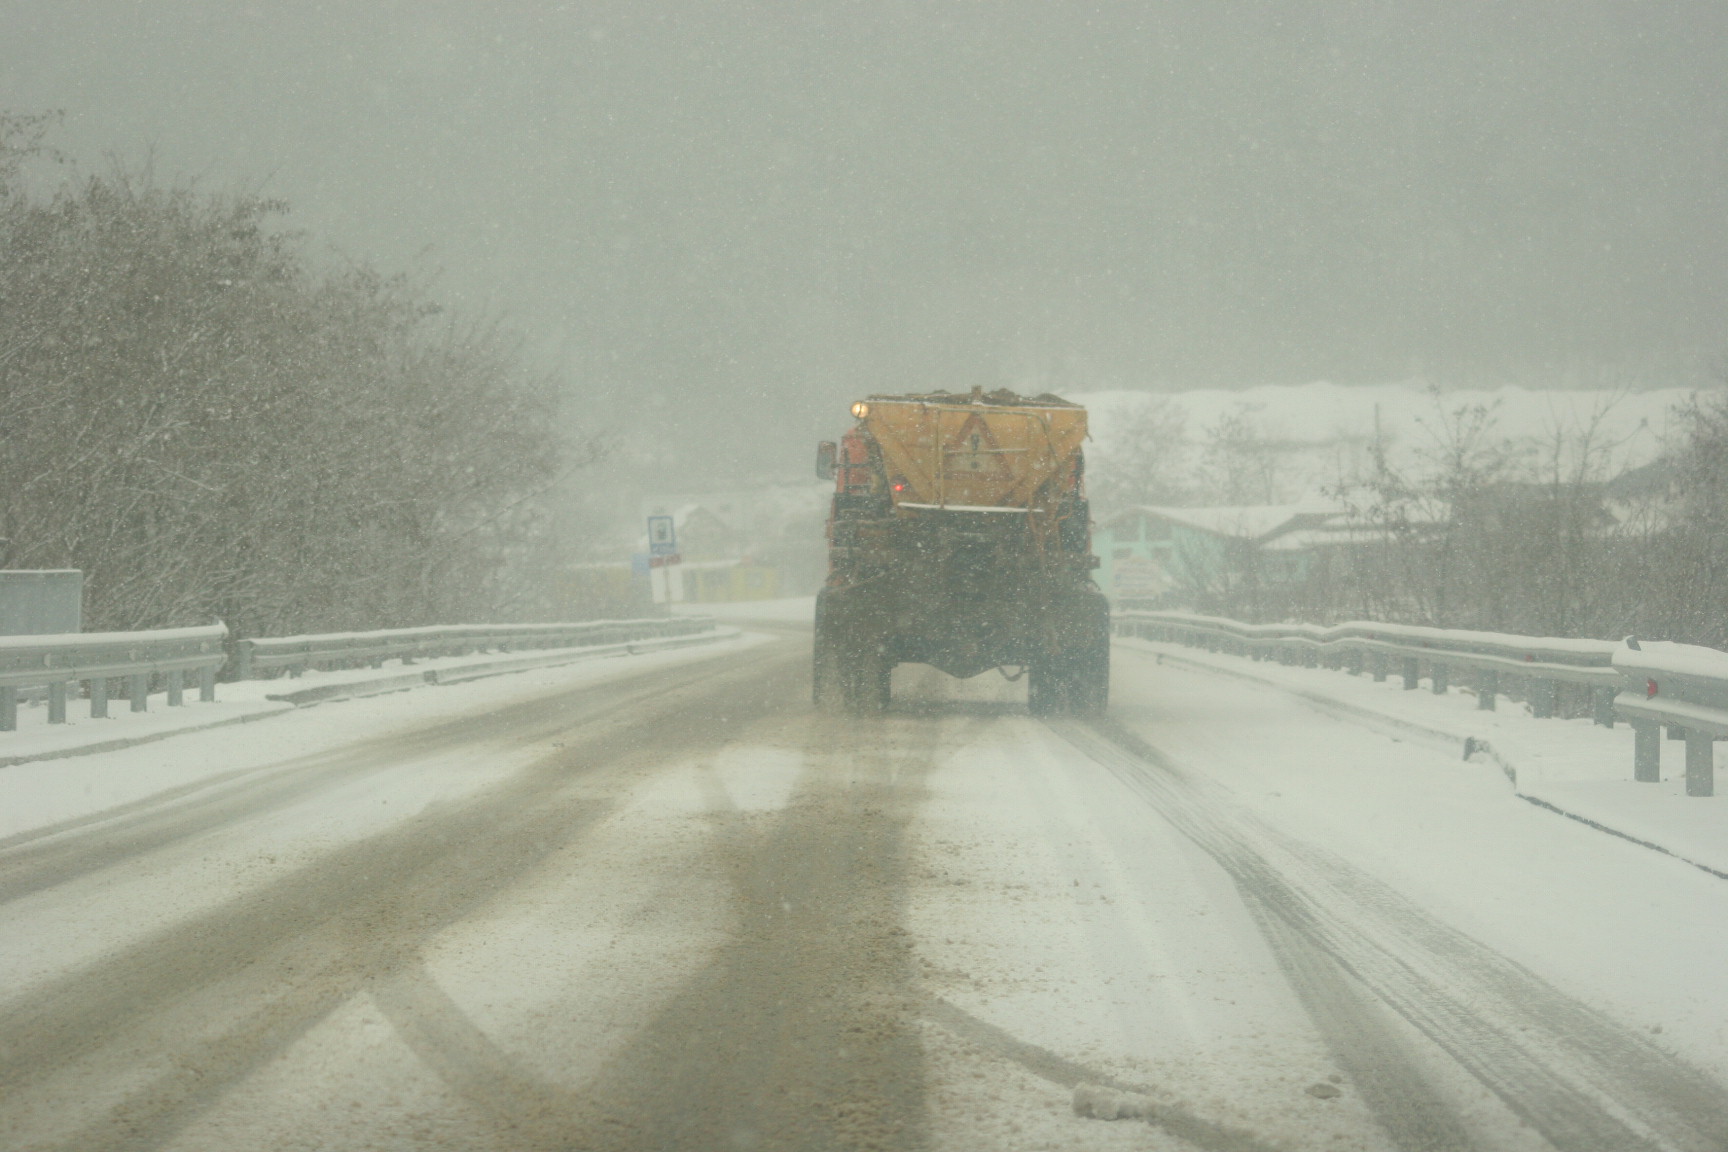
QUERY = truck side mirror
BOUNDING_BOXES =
[816,441,838,480]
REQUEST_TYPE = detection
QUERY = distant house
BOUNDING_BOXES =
[632,504,787,604]
[656,504,739,561]
[637,484,830,596]
[1093,503,1344,607]
[675,559,780,603]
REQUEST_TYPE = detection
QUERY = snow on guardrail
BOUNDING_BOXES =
[1118,610,1725,797]
[2,617,716,736]
[0,623,228,730]
[233,618,712,678]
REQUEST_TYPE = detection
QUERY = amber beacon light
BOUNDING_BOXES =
[851,401,870,419]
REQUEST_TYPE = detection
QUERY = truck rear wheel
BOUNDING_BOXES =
[1067,632,1109,715]
[852,648,891,713]
[813,631,846,712]
[1027,596,1110,717]
[1066,601,1111,715]
[814,590,891,714]
[813,591,847,712]
[1027,659,1067,716]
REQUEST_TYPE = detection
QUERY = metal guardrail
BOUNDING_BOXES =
[1611,641,1728,797]
[1117,610,1721,797]
[233,618,712,679]
[0,624,227,730]
[1,616,716,734]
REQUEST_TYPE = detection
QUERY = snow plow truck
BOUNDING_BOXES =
[813,387,1108,715]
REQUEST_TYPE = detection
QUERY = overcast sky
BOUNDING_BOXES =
[4,2,1725,479]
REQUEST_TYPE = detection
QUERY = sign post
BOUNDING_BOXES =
[646,516,680,604]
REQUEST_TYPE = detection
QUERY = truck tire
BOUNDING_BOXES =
[815,590,891,714]
[1068,633,1110,715]
[1068,596,1111,715]
[813,592,847,712]
[1028,595,1110,717]
[1027,658,1069,716]
[850,648,892,714]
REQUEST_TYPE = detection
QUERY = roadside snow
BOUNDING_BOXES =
[673,595,815,623]
[0,629,735,771]
[1119,636,1728,878]
[1107,642,1728,1085]
[0,631,759,844]
[905,645,1728,1146]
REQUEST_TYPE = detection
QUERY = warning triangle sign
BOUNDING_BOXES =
[945,412,1013,480]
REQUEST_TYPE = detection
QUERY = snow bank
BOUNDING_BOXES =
[1119,635,1728,878]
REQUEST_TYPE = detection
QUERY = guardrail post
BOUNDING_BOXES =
[1685,730,1714,797]
[235,640,254,680]
[167,669,184,706]
[199,665,216,702]
[129,673,148,712]
[1531,679,1557,719]
[1371,653,1388,682]
[0,687,15,731]
[1592,687,1615,728]
[1478,670,1497,710]
[1633,720,1661,781]
[1402,657,1420,689]
[1430,663,1448,694]
[49,681,68,724]
[1346,647,1363,675]
[91,676,108,718]
[1667,724,1686,741]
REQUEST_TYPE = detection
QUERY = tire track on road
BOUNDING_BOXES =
[551,707,970,1152]
[0,646,802,1152]
[0,648,764,906]
[1052,717,1728,1152]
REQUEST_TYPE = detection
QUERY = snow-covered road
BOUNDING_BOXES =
[2,628,1726,1151]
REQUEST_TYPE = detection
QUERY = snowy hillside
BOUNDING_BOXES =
[1075,383,1700,506]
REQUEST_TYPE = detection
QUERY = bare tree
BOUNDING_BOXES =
[1087,395,1188,513]
[0,140,580,636]
[1196,402,1288,506]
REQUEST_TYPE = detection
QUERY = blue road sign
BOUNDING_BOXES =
[647,515,678,556]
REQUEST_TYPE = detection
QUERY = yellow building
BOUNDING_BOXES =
[678,559,779,603]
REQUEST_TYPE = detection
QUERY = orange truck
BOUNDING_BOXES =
[813,387,1108,713]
